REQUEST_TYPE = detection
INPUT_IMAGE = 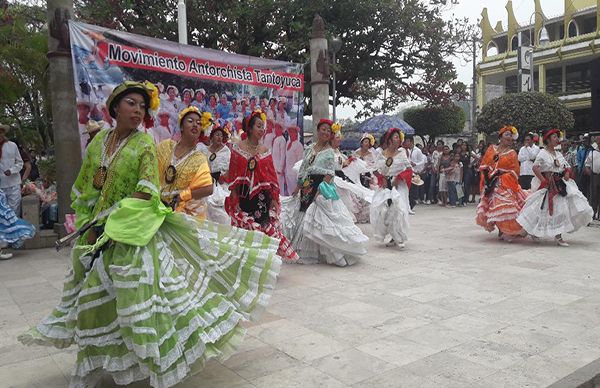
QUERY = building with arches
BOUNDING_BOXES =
[476,0,600,135]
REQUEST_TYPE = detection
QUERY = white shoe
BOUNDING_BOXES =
[385,239,396,247]
[555,237,569,247]
[424,200,431,205]
[408,209,415,215]
[396,241,405,249]
[0,250,13,260]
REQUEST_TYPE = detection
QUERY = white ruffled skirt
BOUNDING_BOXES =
[334,176,373,224]
[281,194,368,266]
[370,181,410,244]
[206,183,231,225]
[516,178,593,238]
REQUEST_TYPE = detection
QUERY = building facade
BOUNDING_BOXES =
[477,0,600,135]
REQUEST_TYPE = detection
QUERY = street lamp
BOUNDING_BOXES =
[519,12,549,92]
[329,36,342,122]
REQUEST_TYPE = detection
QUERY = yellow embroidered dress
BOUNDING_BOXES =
[157,140,212,217]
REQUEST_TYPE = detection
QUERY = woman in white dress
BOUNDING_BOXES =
[196,123,232,224]
[352,133,378,222]
[517,128,593,246]
[331,127,373,223]
[285,119,368,266]
[370,128,412,248]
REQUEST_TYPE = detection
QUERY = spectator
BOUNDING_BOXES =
[285,126,303,195]
[459,143,474,204]
[402,135,426,211]
[517,133,540,190]
[445,152,463,207]
[0,124,24,215]
[428,140,444,204]
[272,123,287,194]
[438,145,451,206]
[584,134,600,220]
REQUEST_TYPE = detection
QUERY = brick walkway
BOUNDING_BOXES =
[1,205,599,387]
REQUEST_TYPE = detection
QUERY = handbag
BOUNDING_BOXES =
[455,182,464,199]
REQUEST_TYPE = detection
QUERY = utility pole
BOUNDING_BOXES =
[178,0,187,44]
[472,35,478,130]
[47,0,80,233]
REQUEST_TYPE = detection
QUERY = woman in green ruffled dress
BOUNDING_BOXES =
[18,81,282,388]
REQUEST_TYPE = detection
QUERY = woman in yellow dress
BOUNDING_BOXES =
[158,106,213,217]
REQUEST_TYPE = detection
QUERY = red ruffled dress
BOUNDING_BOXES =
[225,143,299,262]
[476,145,528,236]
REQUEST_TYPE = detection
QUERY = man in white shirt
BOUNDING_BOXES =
[0,124,24,215]
[403,135,427,211]
[285,126,304,195]
[584,135,600,220]
[517,133,540,189]
[271,123,287,195]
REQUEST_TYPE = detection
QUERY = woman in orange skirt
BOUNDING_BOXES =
[476,125,528,241]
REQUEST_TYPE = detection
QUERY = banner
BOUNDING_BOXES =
[68,21,305,195]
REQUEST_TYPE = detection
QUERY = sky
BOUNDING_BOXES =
[336,0,565,120]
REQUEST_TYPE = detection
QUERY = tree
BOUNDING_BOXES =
[0,2,51,149]
[475,92,574,135]
[72,0,472,118]
[403,104,465,142]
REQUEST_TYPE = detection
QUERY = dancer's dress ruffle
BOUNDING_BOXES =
[18,130,281,388]
[370,183,410,243]
[196,143,231,225]
[333,154,373,224]
[18,199,281,388]
[0,190,35,247]
[370,152,412,244]
[475,145,527,236]
[476,184,528,234]
[206,183,231,225]
[517,177,593,237]
[225,144,299,263]
[285,192,368,266]
[284,148,368,266]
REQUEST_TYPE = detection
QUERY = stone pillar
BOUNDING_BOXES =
[47,0,81,234]
[477,74,484,108]
[310,14,329,135]
[538,64,546,92]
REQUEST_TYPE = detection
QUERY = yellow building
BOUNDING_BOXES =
[477,0,600,135]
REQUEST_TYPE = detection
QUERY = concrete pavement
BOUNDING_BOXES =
[1,204,599,387]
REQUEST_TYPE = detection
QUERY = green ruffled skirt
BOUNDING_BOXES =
[19,211,281,388]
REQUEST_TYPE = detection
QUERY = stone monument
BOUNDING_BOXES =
[310,14,330,134]
[47,0,81,234]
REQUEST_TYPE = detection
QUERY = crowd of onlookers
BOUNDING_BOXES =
[405,133,600,220]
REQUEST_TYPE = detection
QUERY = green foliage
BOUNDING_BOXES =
[73,0,472,118]
[0,2,51,148]
[403,104,465,140]
[37,156,56,182]
[475,92,575,135]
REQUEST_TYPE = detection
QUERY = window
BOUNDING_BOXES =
[546,67,563,95]
[506,75,518,94]
[566,63,591,93]
[511,35,519,51]
[583,17,597,34]
[487,42,499,56]
[568,20,578,38]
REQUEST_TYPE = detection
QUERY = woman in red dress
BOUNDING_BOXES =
[225,111,299,262]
